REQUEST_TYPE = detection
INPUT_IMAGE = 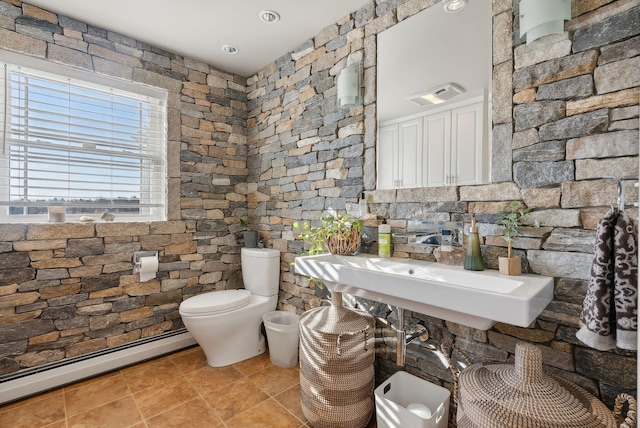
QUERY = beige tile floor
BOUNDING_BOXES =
[0,346,378,428]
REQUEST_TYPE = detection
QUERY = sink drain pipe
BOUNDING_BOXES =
[394,307,429,366]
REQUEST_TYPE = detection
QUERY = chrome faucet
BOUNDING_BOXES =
[393,220,464,248]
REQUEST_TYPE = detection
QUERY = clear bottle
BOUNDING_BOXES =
[359,192,367,218]
[464,214,484,271]
[378,219,391,257]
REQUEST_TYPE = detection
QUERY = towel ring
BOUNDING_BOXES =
[617,178,625,211]
[606,177,625,212]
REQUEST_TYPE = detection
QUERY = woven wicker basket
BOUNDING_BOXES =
[299,292,375,428]
[324,228,362,255]
[443,342,636,428]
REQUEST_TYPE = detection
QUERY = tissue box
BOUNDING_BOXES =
[375,371,450,428]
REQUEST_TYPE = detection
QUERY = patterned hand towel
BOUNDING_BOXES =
[613,211,638,350]
[576,208,617,351]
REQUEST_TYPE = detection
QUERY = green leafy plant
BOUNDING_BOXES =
[293,210,363,292]
[239,218,248,229]
[496,201,540,258]
[294,209,363,256]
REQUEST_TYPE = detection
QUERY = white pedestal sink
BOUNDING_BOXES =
[295,254,554,330]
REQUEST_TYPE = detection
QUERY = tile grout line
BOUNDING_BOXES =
[173,356,229,428]
[273,382,308,426]
[212,363,270,427]
[237,364,307,427]
[259,371,307,426]
[120,367,150,428]
[63,371,134,422]
[62,387,69,428]
[135,364,197,422]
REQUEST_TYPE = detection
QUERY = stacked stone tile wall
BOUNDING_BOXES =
[0,0,249,376]
[0,0,637,423]
[246,0,639,421]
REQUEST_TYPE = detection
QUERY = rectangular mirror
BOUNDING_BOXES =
[376,1,492,190]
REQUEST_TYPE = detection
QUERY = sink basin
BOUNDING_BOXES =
[294,254,554,330]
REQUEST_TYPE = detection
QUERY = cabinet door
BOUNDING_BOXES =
[451,102,484,185]
[398,118,423,188]
[377,124,398,189]
[423,112,451,187]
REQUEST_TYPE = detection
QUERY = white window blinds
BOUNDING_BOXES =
[0,61,167,222]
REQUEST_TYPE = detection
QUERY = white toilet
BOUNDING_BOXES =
[179,247,281,367]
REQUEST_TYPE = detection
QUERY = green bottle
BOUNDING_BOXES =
[464,214,484,271]
[378,219,391,257]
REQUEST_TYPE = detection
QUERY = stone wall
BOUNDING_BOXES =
[246,0,639,420]
[0,0,637,423]
[0,0,250,375]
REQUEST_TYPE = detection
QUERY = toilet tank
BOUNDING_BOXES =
[241,248,281,296]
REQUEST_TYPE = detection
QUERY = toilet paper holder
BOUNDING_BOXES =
[133,251,158,274]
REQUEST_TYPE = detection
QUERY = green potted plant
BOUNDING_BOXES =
[293,210,362,298]
[294,209,363,256]
[496,201,540,276]
[239,218,258,248]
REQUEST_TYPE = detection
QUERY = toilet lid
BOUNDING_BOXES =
[180,289,251,316]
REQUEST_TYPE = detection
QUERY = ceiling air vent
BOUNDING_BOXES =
[407,83,465,106]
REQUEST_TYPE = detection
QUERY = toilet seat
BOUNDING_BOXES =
[180,290,251,316]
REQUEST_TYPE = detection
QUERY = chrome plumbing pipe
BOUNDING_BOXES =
[396,307,406,366]
[394,306,429,366]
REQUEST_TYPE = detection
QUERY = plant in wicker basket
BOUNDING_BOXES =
[294,210,363,256]
[294,210,363,296]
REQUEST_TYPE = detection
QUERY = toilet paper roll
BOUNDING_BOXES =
[137,255,158,282]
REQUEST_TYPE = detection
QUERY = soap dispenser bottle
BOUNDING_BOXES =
[359,192,368,218]
[464,214,484,271]
[378,219,391,258]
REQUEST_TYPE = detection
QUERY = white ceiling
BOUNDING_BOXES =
[25,0,371,77]
[25,0,492,123]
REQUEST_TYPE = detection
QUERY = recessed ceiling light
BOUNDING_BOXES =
[259,10,280,24]
[222,44,238,54]
[443,0,467,13]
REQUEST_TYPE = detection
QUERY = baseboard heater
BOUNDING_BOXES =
[0,329,196,405]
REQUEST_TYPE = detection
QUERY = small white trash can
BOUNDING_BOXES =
[375,371,450,428]
[263,310,300,368]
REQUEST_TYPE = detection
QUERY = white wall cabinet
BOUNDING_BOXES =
[422,111,451,187]
[377,124,397,189]
[378,118,423,189]
[378,97,487,189]
[449,102,485,186]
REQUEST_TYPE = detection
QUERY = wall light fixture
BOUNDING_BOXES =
[337,63,361,109]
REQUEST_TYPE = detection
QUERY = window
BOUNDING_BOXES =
[0,53,167,223]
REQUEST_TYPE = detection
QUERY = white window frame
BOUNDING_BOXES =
[0,50,168,223]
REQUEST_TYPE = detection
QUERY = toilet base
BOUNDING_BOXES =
[204,333,266,367]
[180,294,277,368]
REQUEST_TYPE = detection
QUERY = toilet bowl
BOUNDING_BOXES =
[179,247,281,367]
